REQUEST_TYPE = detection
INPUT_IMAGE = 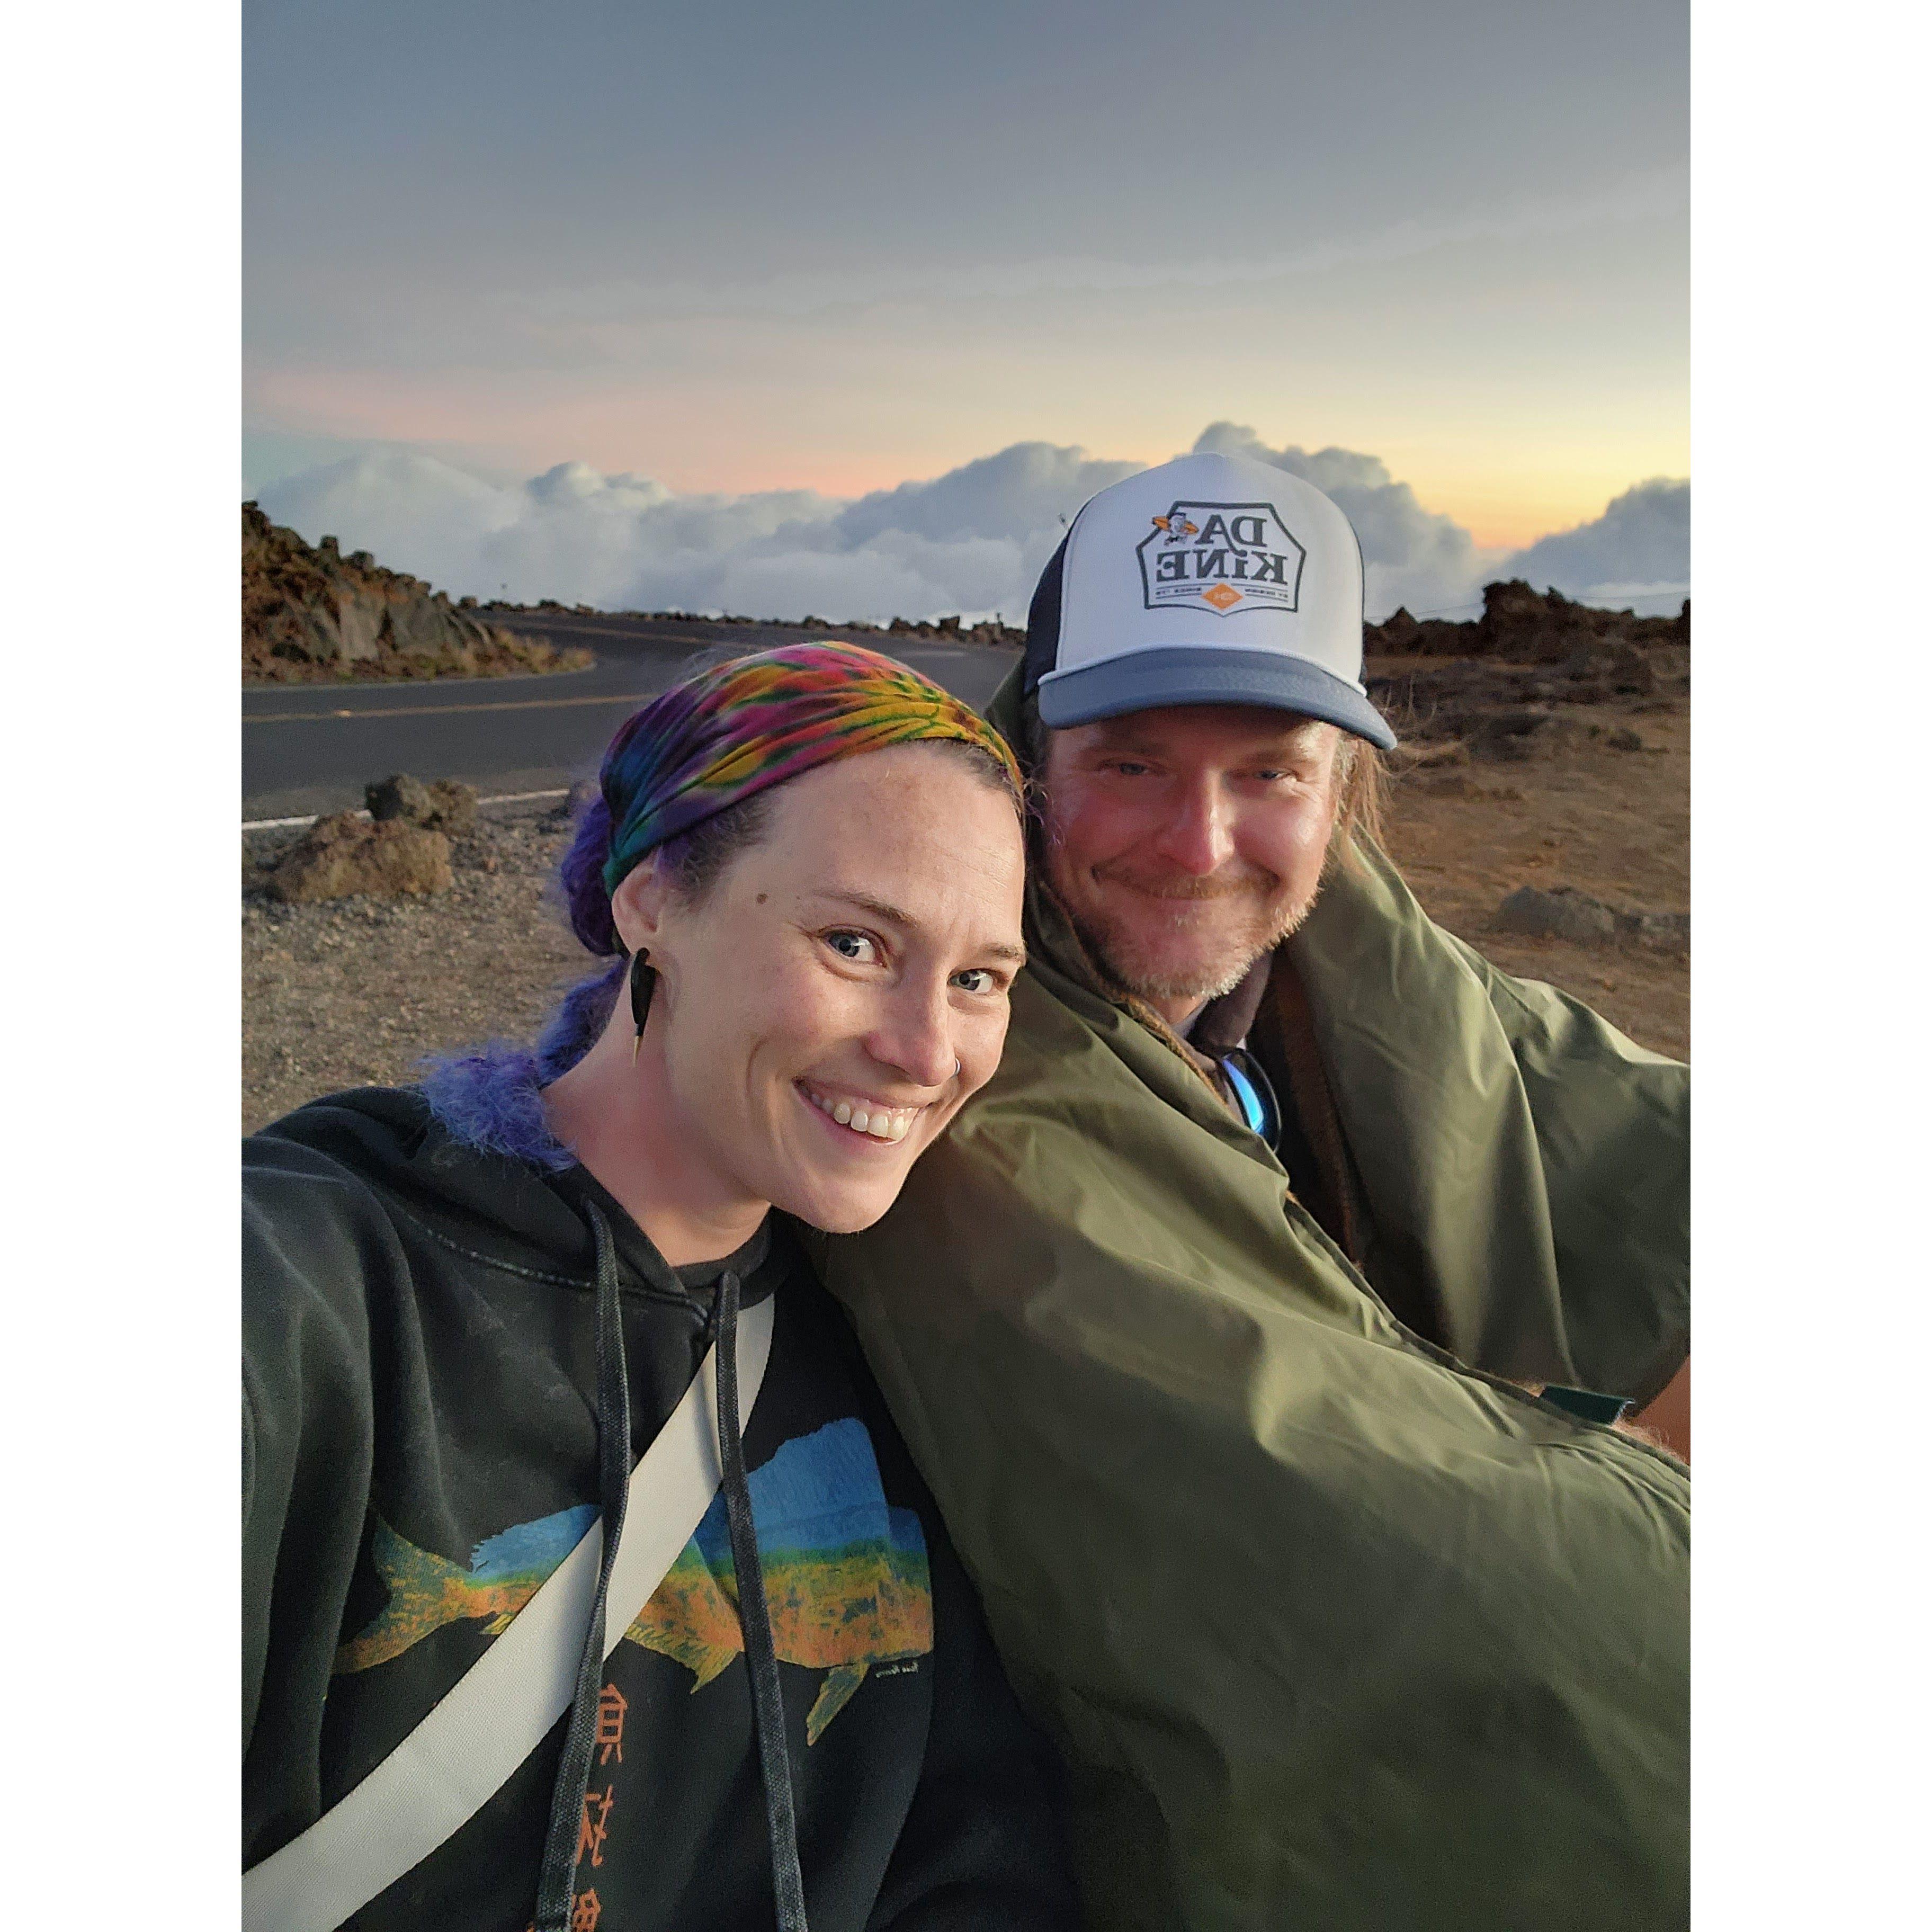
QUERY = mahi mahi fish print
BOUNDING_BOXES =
[334,1420,932,1745]
[627,1418,931,1742]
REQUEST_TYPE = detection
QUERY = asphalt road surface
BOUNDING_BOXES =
[243,614,1021,821]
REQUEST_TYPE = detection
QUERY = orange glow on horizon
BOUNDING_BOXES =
[246,366,1683,558]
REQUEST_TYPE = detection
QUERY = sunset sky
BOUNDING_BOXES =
[245,0,1688,615]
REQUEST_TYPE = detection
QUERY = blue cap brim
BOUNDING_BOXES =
[1035,646,1398,750]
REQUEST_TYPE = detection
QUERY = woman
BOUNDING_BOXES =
[243,643,1074,1932]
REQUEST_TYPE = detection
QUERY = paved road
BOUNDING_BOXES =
[243,614,1021,820]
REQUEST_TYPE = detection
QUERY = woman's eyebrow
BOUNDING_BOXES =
[815,888,1026,964]
[814,887,915,928]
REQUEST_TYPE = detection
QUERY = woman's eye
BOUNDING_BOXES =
[825,931,880,964]
[951,968,1000,995]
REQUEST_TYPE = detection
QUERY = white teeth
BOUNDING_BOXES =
[804,1085,916,1143]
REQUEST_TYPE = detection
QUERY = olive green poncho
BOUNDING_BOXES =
[812,670,1688,1932]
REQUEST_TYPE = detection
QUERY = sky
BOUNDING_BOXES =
[245,0,1689,622]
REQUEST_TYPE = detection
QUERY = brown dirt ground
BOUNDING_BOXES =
[1377,682,1688,1062]
[244,811,591,1133]
[241,672,1687,1133]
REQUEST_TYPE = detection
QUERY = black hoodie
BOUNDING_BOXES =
[244,1087,1075,1931]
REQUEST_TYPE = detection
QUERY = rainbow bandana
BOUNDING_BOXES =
[599,641,1022,895]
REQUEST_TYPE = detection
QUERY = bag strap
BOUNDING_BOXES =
[242,1292,777,1932]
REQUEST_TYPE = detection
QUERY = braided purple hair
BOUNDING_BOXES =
[419,783,761,1156]
[556,790,622,957]
[418,791,627,1157]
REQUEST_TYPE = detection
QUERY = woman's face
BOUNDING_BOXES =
[622,743,1027,1234]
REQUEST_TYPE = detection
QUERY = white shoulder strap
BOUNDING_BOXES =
[243,1292,776,1932]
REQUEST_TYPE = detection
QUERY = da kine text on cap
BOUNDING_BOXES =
[1022,451,1398,750]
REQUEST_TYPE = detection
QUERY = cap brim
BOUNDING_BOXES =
[1035,646,1398,750]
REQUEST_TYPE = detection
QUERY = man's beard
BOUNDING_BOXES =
[1057,860,1318,1004]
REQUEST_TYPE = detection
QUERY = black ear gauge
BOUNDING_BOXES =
[629,951,656,1064]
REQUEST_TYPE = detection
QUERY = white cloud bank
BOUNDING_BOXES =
[254,430,1687,627]
[256,442,1134,627]
[1503,478,1690,606]
[1188,423,1492,620]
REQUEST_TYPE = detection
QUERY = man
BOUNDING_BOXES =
[816,452,1690,1932]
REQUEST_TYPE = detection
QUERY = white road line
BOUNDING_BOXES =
[244,690,662,724]
[241,788,573,833]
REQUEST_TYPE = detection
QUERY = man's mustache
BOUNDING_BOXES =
[1092,862,1280,902]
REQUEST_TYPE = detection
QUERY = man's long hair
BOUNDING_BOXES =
[1328,740,1388,875]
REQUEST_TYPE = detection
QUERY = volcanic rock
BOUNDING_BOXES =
[1464,707,1587,762]
[1493,885,1689,954]
[365,774,435,825]
[424,782,479,838]
[366,773,479,838]
[1364,580,1691,664]
[1622,909,1690,954]
[268,814,453,904]
[1493,885,1621,944]
[243,503,593,685]
[1379,606,1420,647]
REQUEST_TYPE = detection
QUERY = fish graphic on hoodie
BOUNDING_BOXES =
[335,1418,933,1743]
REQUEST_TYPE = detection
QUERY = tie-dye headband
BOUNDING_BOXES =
[599,641,1023,895]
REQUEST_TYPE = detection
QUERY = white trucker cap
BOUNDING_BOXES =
[1021,451,1397,749]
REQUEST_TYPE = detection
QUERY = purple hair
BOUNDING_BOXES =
[418,1041,575,1170]
[552,781,746,955]
[557,790,623,956]
[420,789,632,1164]
[534,958,627,1079]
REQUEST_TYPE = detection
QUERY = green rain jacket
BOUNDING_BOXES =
[811,667,1689,1932]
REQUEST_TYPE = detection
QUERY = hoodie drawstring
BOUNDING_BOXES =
[534,1202,632,1930]
[715,1266,809,1931]
[534,1215,807,1932]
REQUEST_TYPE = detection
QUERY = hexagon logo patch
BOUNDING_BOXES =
[1136,499,1307,615]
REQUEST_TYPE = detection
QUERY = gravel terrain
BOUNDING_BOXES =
[1378,686,1689,1062]
[244,805,590,1131]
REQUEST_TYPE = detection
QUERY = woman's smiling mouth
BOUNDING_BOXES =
[797,1079,923,1144]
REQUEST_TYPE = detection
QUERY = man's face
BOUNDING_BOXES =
[1037,704,1345,1010]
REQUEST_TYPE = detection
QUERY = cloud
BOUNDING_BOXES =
[1503,478,1689,603]
[833,442,1140,548]
[254,430,1678,628]
[1191,423,1490,619]
[255,440,1137,624]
